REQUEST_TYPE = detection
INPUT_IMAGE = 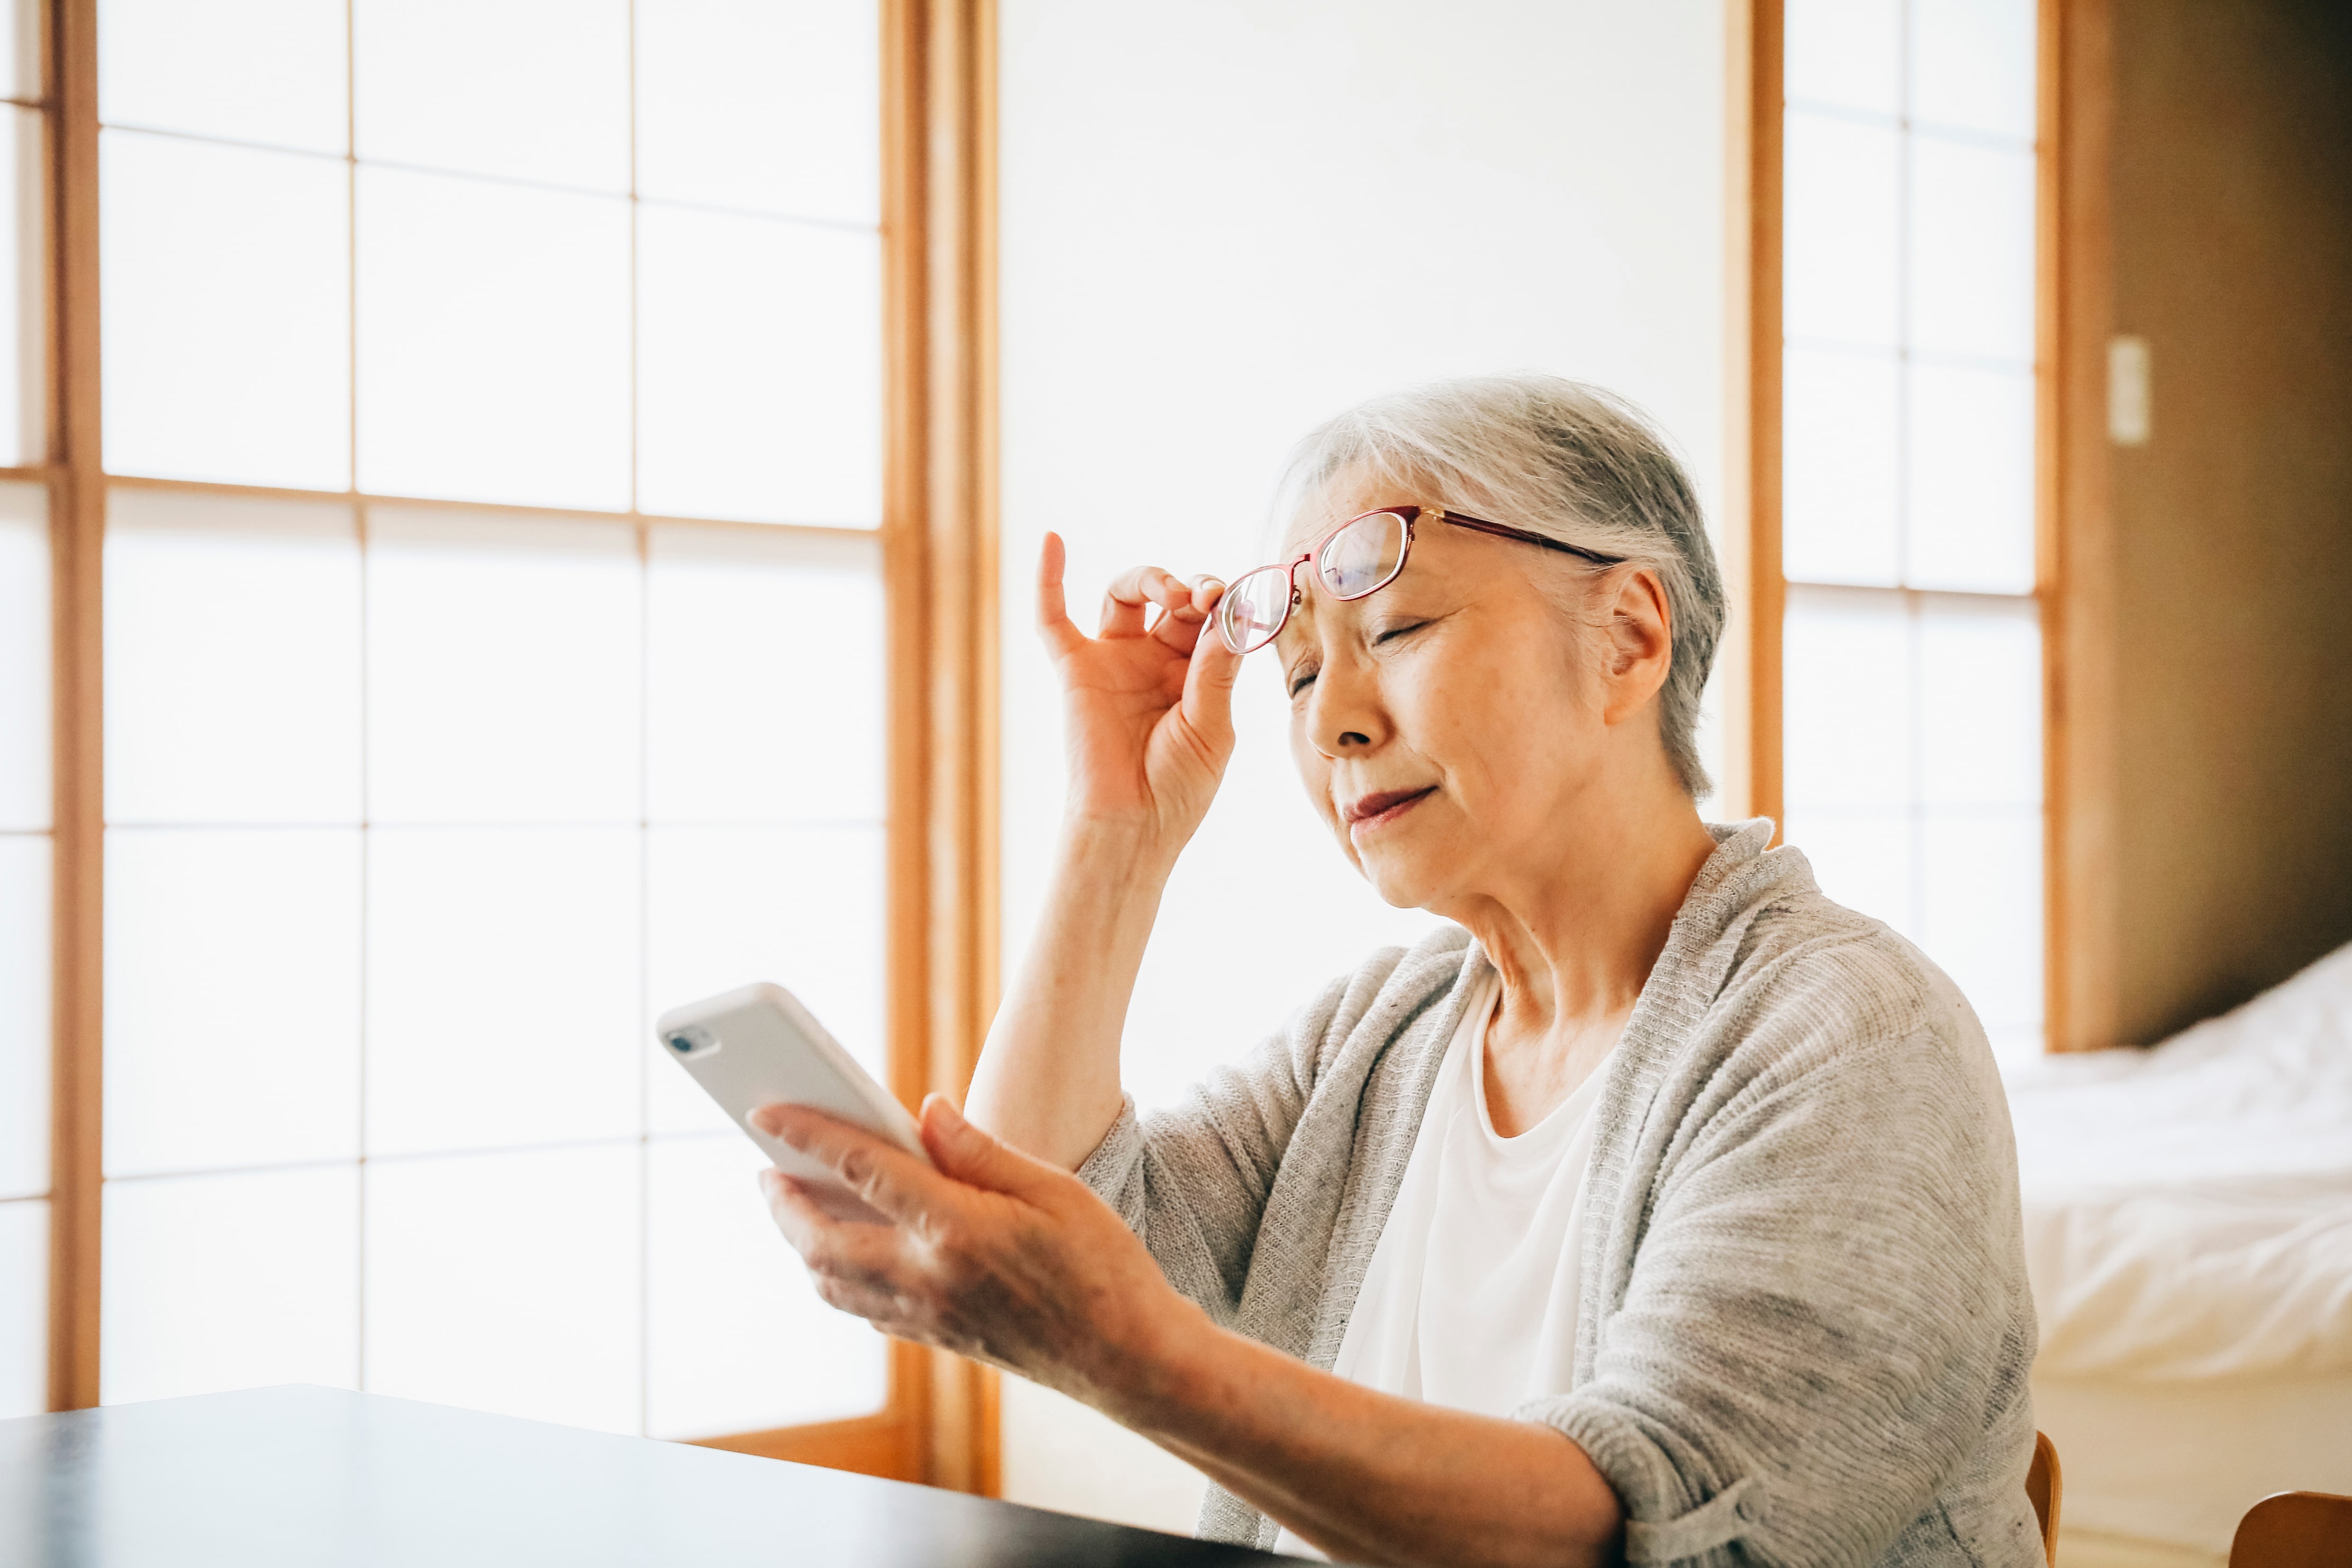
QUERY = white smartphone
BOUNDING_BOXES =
[655,982,929,1215]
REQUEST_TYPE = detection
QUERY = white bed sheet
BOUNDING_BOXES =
[2005,942,2352,1552]
[2005,941,2352,1381]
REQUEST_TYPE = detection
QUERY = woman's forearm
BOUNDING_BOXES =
[1108,1310,1624,1568]
[964,818,1179,1170]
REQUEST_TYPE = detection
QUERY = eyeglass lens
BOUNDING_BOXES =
[1217,510,1414,655]
[1317,511,1408,599]
[1218,565,1295,654]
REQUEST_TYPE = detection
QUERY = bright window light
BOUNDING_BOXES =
[352,0,629,193]
[354,169,631,511]
[0,836,48,1201]
[364,827,642,1157]
[104,827,363,1177]
[89,0,894,1442]
[634,0,880,223]
[100,132,350,491]
[101,1165,361,1404]
[363,510,641,825]
[0,1199,50,1418]
[0,107,44,467]
[1783,0,2043,1063]
[646,1132,888,1438]
[364,1145,642,1434]
[636,205,884,527]
[104,490,363,826]
[99,0,348,155]
[0,481,46,831]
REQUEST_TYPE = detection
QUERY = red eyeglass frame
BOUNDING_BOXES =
[1218,504,1624,654]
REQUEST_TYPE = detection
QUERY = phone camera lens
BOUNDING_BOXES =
[666,1033,695,1055]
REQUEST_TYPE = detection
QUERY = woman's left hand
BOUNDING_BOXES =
[749,1095,1190,1407]
[757,1098,1627,1568]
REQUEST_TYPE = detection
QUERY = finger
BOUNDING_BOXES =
[762,1175,945,1340]
[1179,597,1245,747]
[766,1171,823,1260]
[1036,533,1085,659]
[918,1095,1068,1206]
[752,1103,955,1226]
[807,1268,917,1333]
[759,1169,837,1257]
[1148,574,1224,655]
[1098,565,1190,640]
[761,1172,909,1289]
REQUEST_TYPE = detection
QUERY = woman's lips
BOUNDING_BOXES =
[1344,786,1436,838]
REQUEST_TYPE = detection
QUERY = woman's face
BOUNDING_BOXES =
[1272,477,1676,913]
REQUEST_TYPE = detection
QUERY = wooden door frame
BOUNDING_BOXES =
[1726,0,2114,1052]
[1722,0,1783,832]
[2042,0,2118,1055]
[41,0,1005,1492]
[47,0,101,1420]
[907,0,1003,1494]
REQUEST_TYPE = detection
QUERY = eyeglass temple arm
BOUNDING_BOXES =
[1427,508,1623,567]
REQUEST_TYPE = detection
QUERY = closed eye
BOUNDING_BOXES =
[1286,664,1318,699]
[1373,620,1428,647]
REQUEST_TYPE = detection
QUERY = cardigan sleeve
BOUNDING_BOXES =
[1068,940,1430,1335]
[1073,968,1354,1327]
[1515,1018,2039,1568]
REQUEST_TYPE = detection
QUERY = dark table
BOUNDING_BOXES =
[1,1384,1298,1565]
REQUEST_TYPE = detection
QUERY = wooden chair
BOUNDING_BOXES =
[2027,1431,2062,1568]
[2229,1492,2352,1568]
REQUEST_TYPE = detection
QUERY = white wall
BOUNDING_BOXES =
[995,0,1730,1534]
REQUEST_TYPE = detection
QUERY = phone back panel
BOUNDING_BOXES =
[654,982,926,1188]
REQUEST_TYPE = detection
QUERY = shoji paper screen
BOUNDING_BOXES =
[93,0,889,1439]
[1780,0,2045,1063]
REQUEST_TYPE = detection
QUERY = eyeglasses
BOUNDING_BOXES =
[1217,504,1624,655]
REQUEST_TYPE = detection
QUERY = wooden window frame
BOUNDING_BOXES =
[2042,0,2116,1057]
[39,0,1002,1491]
[1725,0,2112,1055]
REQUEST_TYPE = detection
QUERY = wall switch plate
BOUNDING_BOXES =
[2109,335,2152,446]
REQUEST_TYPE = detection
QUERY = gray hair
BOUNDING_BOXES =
[1272,373,1725,799]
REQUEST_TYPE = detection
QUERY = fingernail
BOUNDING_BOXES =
[748,1105,785,1137]
[923,1093,967,1131]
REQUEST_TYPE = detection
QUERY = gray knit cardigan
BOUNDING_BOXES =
[1076,820,2042,1566]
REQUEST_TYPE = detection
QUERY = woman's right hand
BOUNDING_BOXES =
[1035,531,1245,860]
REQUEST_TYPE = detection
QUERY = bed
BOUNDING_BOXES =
[2004,942,2352,1562]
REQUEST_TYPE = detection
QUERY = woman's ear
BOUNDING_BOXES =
[1597,567,1675,726]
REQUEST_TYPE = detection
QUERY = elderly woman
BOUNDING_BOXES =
[751,375,2041,1568]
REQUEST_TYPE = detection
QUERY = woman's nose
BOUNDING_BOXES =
[1306,660,1385,757]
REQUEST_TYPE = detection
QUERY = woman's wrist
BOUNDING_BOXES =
[1072,1280,1225,1435]
[1055,812,1186,889]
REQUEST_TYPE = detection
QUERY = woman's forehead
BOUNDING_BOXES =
[1279,468,1426,555]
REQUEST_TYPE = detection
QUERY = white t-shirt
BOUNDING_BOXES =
[1273,973,1617,1559]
